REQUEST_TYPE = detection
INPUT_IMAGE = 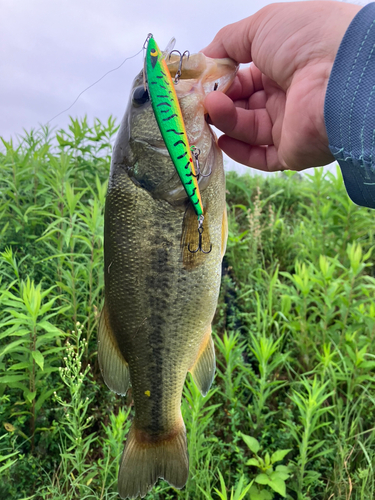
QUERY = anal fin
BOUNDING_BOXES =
[189,327,216,396]
[98,302,130,395]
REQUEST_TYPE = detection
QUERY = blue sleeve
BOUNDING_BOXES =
[324,2,375,208]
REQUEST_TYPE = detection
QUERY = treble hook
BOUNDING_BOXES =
[168,50,190,84]
[188,215,212,254]
[190,146,212,179]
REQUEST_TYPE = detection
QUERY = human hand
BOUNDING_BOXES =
[202,1,361,172]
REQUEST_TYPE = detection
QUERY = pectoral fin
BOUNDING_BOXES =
[98,303,130,395]
[189,327,216,396]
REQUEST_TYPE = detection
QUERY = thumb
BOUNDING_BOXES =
[201,16,255,63]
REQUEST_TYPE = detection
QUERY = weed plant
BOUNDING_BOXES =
[1,119,375,499]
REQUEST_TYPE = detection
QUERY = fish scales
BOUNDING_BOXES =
[104,162,224,429]
[98,50,237,499]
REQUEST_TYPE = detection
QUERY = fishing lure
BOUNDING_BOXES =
[144,34,211,253]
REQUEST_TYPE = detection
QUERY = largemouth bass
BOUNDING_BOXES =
[98,49,237,499]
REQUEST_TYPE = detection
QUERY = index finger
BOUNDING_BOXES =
[226,64,264,101]
[201,17,255,63]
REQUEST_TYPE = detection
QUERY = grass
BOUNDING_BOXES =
[1,117,375,499]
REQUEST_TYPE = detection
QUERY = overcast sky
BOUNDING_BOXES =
[1,0,369,174]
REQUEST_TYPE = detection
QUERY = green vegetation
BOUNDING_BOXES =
[1,117,375,499]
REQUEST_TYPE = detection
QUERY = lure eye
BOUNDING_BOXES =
[132,86,150,106]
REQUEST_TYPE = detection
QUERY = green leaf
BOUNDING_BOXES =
[268,476,286,497]
[7,382,30,393]
[9,362,32,371]
[249,485,273,500]
[0,450,18,462]
[31,350,44,370]
[246,458,261,467]
[271,449,291,464]
[0,339,25,358]
[0,328,30,340]
[272,470,289,481]
[275,465,292,473]
[24,389,37,403]
[360,361,375,370]
[233,476,253,500]
[0,458,18,474]
[255,473,270,485]
[37,320,62,334]
[241,433,260,454]
[35,387,58,413]
[0,375,26,384]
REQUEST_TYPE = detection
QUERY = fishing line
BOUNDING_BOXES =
[47,47,143,123]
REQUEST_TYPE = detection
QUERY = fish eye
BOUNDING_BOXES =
[132,86,150,106]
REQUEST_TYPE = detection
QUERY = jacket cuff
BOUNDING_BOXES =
[324,2,375,208]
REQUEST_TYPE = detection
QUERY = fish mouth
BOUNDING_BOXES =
[133,54,238,151]
[166,53,238,100]
[128,52,238,202]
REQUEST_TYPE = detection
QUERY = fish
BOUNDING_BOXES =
[98,46,238,499]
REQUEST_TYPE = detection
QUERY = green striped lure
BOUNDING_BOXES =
[143,34,211,254]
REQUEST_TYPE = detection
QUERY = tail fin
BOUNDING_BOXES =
[118,421,189,499]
